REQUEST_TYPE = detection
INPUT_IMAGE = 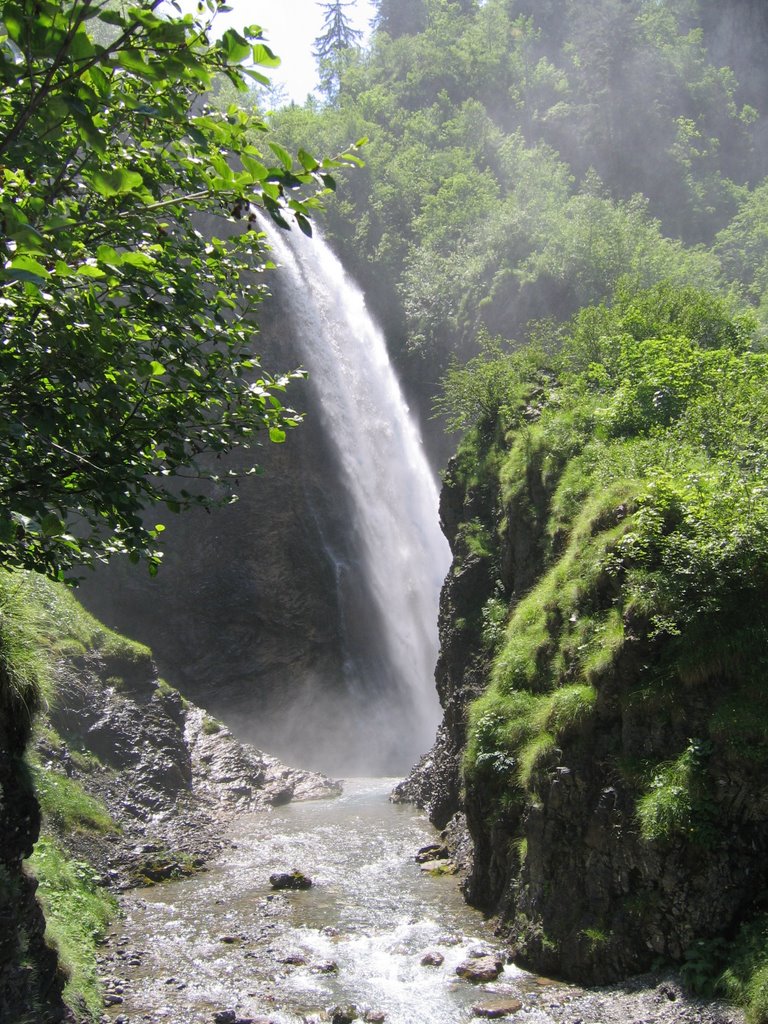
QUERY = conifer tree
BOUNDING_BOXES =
[314,2,362,97]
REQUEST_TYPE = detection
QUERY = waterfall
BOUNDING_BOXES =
[262,222,451,772]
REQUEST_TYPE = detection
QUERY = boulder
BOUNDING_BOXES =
[419,859,457,875]
[420,949,445,967]
[415,843,449,863]
[330,1006,358,1024]
[269,870,313,891]
[455,955,504,983]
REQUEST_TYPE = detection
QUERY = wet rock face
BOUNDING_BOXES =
[41,648,341,903]
[72,286,387,776]
[394,454,502,830]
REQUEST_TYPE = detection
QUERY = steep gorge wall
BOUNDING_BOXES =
[77,279,373,773]
[405,413,768,985]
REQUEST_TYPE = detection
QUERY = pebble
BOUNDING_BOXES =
[312,959,340,973]
[473,996,523,1018]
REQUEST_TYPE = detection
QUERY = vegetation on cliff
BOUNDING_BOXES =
[438,284,768,1015]
[0,570,149,1019]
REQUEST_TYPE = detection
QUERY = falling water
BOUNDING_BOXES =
[262,222,451,772]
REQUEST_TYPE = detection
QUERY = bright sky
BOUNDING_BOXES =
[208,1,376,103]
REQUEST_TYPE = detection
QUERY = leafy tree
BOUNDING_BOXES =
[371,0,428,38]
[0,0,364,581]
[314,1,363,98]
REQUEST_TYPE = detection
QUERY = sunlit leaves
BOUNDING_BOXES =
[0,0,365,580]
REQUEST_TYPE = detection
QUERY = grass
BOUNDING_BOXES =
[636,747,696,842]
[26,836,117,1021]
[30,761,119,836]
[202,713,223,735]
[718,916,768,1024]
[0,573,51,742]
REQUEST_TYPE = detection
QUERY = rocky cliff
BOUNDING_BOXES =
[399,302,768,995]
[0,670,67,1024]
[0,574,339,1022]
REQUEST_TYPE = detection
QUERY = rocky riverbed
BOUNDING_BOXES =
[89,778,743,1024]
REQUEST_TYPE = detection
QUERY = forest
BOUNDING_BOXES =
[2,0,768,1022]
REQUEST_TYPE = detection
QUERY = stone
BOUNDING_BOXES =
[269,870,313,890]
[278,953,308,966]
[363,1012,386,1022]
[213,1012,237,1024]
[415,843,449,863]
[420,950,445,967]
[312,959,339,973]
[330,1006,358,1024]
[472,996,523,1018]
[419,859,457,875]
[455,955,504,983]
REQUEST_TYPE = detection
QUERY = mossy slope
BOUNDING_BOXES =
[450,286,768,1008]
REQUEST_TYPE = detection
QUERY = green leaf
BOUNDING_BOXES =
[269,427,286,443]
[241,152,268,180]
[96,244,123,266]
[40,513,65,537]
[268,142,293,171]
[221,28,252,64]
[75,263,106,278]
[295,213,312,238]
[90,168,145,198]
[120,251,156,270]
[6,255,50,281]
[251,42,280,68]
[298,149,320,173]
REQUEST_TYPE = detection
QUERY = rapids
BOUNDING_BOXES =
[100,787,741,1024]
[102,780,539,1023]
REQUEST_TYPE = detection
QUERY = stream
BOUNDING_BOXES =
[101,779,743,1024]
[101,780,564,1024]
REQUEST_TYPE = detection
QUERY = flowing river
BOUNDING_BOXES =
[101,780,562,1024]
[102,781,741,1024]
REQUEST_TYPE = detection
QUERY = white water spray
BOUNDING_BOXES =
[263,222,451,769]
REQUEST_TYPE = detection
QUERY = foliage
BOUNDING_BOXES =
[434,331,551,433]
[636,739,710,842]
[267,0,763,379]
[462,285,768,848]
[0,572,50,742]
[26,835,117,1020]
[0,0,365,581]
[718,915,768,1024]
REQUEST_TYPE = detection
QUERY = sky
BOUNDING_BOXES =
[204,0,376,103]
